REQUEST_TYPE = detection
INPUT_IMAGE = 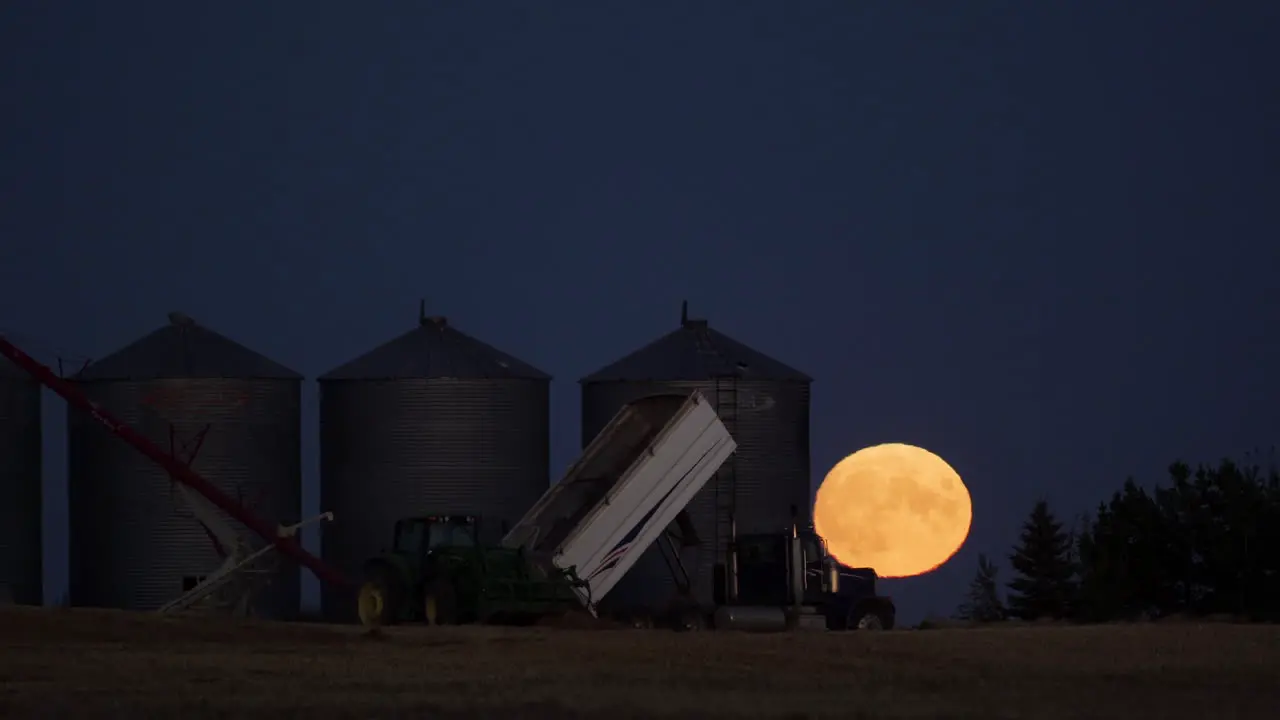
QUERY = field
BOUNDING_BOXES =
[1,608,1278,719]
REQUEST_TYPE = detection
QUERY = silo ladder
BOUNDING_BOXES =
[713,378,739,582]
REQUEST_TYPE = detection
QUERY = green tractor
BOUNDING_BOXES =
[356,515,586,627]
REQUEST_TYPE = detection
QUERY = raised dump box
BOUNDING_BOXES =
[502,391,736,613]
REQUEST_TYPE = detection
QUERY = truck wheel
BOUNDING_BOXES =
[358,567,402,628]
[424,577,458,626]
[848,603,893,631]
[672,607,704,632]
[666,597,703,632]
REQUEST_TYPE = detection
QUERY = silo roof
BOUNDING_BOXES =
[74,313,302,381]
[319,315,550,381]
[581,307,811,383]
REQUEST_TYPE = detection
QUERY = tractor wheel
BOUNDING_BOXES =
[848,602,894,631]
[358,567,402,628]
[423,576,458,626]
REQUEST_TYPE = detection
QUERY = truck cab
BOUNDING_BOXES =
[722,526,895,631]
[797,527,895,630]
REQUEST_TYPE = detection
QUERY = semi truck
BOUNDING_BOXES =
[701,519,896,631]
[356,390,894,631]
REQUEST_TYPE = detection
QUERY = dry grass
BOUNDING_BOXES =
[1,607,1278,719]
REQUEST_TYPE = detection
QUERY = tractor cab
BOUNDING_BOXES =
[389,515,481,588]
[392,515,479,555]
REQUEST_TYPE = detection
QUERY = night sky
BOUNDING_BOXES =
[2,2,1276,625]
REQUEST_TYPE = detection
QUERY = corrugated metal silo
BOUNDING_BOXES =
[0,357,41,605]
[580,303,812,612]
[67,313,302,617]
[318,312,551,621]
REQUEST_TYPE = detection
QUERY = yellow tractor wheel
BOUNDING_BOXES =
[357,581,387,628]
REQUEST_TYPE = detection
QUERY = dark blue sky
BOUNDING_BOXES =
[3,2,1276,624]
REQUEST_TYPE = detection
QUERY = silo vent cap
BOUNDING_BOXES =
[679,300,707,329]
[167,312,195,327]
[422,315,448,328]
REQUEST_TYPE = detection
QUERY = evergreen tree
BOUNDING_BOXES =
[1007,500,1076,620]
[955,553,1005,622]
[1077,480,1171,621]
[1071,453,1280,623]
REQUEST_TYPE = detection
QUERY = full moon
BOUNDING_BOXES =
[813,443,972,578]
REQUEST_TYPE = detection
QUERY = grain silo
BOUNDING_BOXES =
[580,302,812,612]
[0,356,41,606]
[67,313,302,617]
[318,310,551,621]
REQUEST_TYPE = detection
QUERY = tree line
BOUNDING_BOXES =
[956,454,1280,623]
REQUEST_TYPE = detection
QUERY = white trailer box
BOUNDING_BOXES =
[502,391,736,613]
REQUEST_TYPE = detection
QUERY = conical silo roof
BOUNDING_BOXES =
[581,303,809,382]
[319,315,549,381]
[74,312,300,381]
